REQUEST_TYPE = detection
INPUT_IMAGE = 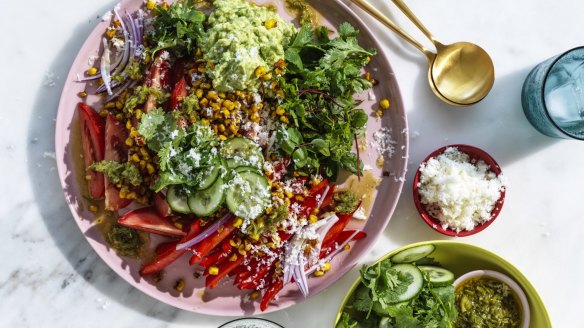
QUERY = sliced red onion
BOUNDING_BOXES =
[294,257,309,297]
[106,79,137,102]
[100,38,113,95]
[315,213,338,249]
[316,185,330,209]
[305,230,361,276]
[175,213,234,251]
[283,263,294,285]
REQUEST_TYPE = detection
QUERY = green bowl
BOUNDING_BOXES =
[334,240,551,327]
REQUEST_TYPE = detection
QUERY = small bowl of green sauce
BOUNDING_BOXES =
[453,270,530,328]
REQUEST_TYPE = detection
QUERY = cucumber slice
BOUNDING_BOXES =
[390,244,436,263]
[225,170,270,219]
[166,185,191,214]
[392,264,423,302]
[419,266,455,286]
[372,300,409,317]
[221,137,264,168]
[234,165,263,174]
[196,160,222,190]
[188,177,225,216]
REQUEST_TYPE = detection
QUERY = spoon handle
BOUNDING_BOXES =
[390,0,438,45]
[349,0,434,59]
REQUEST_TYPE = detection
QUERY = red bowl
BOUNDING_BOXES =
[412,144,506,237]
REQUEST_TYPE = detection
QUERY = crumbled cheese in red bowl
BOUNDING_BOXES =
[413,145,506,237]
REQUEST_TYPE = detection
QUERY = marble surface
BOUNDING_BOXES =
[2,0,584,326]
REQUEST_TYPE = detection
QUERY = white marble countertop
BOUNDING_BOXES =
[2,0,583,326]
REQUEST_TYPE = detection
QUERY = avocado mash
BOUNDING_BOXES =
[202,0,295,92]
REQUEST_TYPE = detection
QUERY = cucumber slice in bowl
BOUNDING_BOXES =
[419,266,455,286]
[392,264,424,302]
[196,160,222,190]
[188,177,225,217]
[225,170,270,220]
[166,185,191,214]
[221,137,264,169]
[390,244,436,263]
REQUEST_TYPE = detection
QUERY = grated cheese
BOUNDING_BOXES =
[417,147,506,232]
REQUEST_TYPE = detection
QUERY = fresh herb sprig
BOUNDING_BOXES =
[277,23,375,179]
[147,0,206,57]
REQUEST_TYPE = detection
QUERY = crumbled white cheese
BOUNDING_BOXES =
[372,127,396,158]
[417,147,506,232]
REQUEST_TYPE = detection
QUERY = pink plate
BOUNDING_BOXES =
[55,0,408,315]
[413,144,506,237]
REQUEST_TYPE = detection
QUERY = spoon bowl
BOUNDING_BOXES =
[430,42,495,105]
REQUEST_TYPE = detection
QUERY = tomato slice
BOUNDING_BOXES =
[118,207,186,238]
[78,103,105,200]
[153,192,172,217]
[170,77,188,110]
[140,220,201,276]
[104,114,132,211]
[144,53,171,112]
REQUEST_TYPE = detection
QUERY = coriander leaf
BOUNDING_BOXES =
[353,285,373,313]
[90,160,142,186]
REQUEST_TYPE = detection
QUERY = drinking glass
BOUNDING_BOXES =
[521,46,584,140]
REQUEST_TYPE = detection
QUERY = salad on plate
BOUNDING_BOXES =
[73,0,396,311]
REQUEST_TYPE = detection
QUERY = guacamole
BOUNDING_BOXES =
[202,0,295,92]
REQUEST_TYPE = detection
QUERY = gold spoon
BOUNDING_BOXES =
[350,0,495,106]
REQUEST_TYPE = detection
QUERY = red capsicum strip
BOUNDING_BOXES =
[260,280,284,311]
[140,220,201,276]
[320,230,367,258]
[205,255,245,289]
[189,218,236,265]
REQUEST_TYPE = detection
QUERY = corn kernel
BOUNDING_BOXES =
[265,206,273,214]
[199,98,209,107]
[295,195,305,201]
[87,67,98,76]
[309,215,318,224]
[195,48,202,56]
[146,0,156,10]
[261,72,272,81]
[115,113,123,120]
[201,118,210,125]
[250,113,260,123]
[131,154,140,162]
[218,135,227,141]
[229,239,237,247]
[88,204,98,213]
[222,109,231,117]
[218,124,226,133]
[379,98,390,109]
[99,109,109,117]
[285,191,293,199]
[78,91,87,98]
[279,116,289,124]
[207,91,218,100]
[208,266,219,275]
[146,163,155,174]
[254,66,266,77]
[238,245,247,255]
[376,109,383,117]
[105,28,116,39]
[195,89,204,99]
[125,138,134,147]
[267,242,276,249]
[312,208,320,214]
[314,270,325,277]
[174,279,185,292]
[229,124,238,134]
[344,244,351,250]
[275,107,285,116]
[264,19,277,29]
[119,189,128,199]
[223,100,235,110]
[174,222,183,230]
[233,217,243,228]
[104,102,115,109]
[249,290,261,300]
[229,253,238,261]
[323,262,331,271]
